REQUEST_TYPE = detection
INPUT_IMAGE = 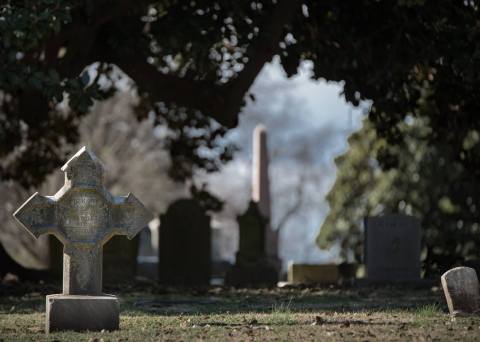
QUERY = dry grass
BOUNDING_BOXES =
[1,284,480,341]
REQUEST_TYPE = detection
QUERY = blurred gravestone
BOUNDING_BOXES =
[364,214,421,282]
[225,201,278,287]
[0,182,50,277]
[225,125,279,287]
[103,235,140,283]
[137,219,159,279]
[441,267,480,315]
[211,226,232,281]
[0,240,49,280]
[236,201,266,263]
[158,199,211,286]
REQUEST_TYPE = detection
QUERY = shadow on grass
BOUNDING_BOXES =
[174,318,403,328]
[0,280,445,317]
[120,289,444,317]
[0,297,46,314]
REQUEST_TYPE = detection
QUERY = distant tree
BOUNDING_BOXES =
[317,117,480,277]
[0,92,185,270]
[1,1,479,186]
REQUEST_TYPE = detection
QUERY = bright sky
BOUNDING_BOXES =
[201,58,370,269]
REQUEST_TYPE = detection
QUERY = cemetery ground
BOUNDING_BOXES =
[1,281,480,341]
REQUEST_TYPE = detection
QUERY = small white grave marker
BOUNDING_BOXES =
[441,266,480,315]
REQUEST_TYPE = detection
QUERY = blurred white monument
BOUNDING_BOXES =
[252,125,281,271]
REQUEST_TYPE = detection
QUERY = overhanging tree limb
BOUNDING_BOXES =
[116,0,302,127]
[224,0,302,126]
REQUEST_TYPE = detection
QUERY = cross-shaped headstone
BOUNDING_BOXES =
[13,146,153,331]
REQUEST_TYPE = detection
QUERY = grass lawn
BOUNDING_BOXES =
[1,281,479,341]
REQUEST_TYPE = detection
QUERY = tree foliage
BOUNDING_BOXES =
[1,0,479,187]
[318,116,480,277]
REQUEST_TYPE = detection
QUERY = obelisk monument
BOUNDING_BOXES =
[252,125,281,271]
[225,125,279,286]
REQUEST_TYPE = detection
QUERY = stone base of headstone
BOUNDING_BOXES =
[225,262,278,287]
[46,294,119,333]
[288,263,350,285]
[286,263,359,286]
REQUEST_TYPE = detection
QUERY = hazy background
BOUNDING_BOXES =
[0,58,370,273]
[198,58,370,270]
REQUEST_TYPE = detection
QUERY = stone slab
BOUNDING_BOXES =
[46,294,119,332]
[158,199,211,286]
[288,264,341,285]
[441,267,480,315]
[364,214,421,282]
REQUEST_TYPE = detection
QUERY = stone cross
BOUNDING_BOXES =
[13,146,152,332]
[441,267,480,315]
[251,125,280,269]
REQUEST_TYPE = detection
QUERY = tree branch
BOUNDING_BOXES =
[44,1,148,78]
[223,0,302,126]
[116,0,302,127]
[45,0,302,127]
[275,173,305,233]
[115,60,225,119]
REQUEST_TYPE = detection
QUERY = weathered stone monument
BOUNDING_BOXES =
[225,201,277,286]
[236,201,267,264]
[441,267,480,315]
[364,214,421,283]
[13,146,152,332]
[252,125,281,270]
[225,125,279,287]
[158,199,211,286]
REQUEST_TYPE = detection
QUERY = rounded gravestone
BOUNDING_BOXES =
[441,266,480,315]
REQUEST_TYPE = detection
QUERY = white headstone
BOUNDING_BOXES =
[441,267,480,315]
